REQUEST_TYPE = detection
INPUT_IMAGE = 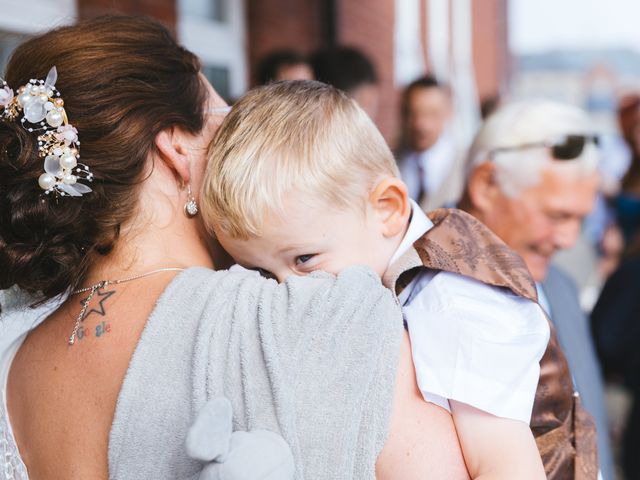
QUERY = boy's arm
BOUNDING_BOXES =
[376,333,470,480]
[451,400,545,479]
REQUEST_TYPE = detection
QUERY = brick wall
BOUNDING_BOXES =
[246,0,324,86]
[77,0,176,28]
[336,0,398,143]
[471,0,509,101]
[246,0,400,144]
[245,0,510,144]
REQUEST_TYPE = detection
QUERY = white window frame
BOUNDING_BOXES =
[394,0,426,87]
[178,0,247,99]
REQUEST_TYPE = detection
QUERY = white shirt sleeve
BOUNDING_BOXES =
[403,270,550,423]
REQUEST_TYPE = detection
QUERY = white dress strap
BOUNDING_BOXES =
[1,336,30,480]
[0,287,63,480]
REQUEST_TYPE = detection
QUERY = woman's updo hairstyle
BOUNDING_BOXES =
[0,15,208,300]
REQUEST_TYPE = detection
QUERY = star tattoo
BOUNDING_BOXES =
[79,287,116,321]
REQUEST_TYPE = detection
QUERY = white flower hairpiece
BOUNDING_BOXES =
[0,66,93,197]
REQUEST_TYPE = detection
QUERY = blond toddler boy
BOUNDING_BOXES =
[201,80,549,479]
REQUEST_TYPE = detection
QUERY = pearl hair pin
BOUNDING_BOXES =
[0,66,93,198]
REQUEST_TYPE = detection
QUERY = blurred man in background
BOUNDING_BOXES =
[310,46,379,119]
[459,100,614,480]
[396,75,464,211]
[256,49,314,85]
[612,94,640,246]
[591,92,640,480]
[591,243,640,480]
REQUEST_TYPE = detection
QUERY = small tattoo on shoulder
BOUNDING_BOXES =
[74,321,112,342]
[74,287,115,341]
[79,287,115,321]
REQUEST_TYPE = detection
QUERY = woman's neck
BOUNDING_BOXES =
[80,197,214,289]
[78,154,217,288]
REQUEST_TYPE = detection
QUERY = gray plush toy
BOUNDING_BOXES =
[186,398,295,480]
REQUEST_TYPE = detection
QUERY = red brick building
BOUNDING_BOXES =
[1,0,509,144]
[246,0,509,142]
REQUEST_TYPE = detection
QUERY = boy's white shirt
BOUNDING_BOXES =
[389,200,550,423]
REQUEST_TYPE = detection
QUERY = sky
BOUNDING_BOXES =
[510,0,640,54]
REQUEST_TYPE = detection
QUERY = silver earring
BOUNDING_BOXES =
[184,184,199,218]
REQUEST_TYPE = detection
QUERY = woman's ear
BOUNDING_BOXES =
[467,161,500,214]
[155,127,192,184]
[369,177,411,238]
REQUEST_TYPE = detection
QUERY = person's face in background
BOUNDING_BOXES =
[470,163,599,282]
[617,94,640,154]
[351,83,380,120]
[274,62,314,82]
[406,86,451,152]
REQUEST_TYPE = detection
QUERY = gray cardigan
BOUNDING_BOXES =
[1,266,403,480]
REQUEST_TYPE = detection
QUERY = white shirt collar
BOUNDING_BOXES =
[536,283,552,317]
[389,199,433,266]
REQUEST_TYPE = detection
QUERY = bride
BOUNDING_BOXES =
[0,15,468,480]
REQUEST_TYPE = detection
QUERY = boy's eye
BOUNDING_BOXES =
[295,254,315,265]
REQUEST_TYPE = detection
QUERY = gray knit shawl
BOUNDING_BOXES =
[1,266,403,479]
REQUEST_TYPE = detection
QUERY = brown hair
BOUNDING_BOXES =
[0,15,208,300]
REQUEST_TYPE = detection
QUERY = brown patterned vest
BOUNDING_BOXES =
[382,208,598,480]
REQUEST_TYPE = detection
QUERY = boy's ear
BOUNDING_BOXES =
[155,126,192,184]
[369,177,411,238]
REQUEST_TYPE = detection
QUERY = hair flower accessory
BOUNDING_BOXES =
[0,84,13,108]
[0,66,93,197]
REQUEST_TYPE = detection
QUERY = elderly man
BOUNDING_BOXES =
[459,100,613,480]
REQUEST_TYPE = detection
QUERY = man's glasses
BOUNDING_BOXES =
[489,134,599,161]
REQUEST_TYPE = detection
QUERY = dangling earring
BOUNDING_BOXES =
[184,184,199,218]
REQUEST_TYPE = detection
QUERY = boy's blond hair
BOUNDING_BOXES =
[201,80,399,239]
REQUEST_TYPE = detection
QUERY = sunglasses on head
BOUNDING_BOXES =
[489,134,599,161]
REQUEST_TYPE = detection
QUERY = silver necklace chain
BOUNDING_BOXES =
[68,267,185,345]
[71,267,186,295]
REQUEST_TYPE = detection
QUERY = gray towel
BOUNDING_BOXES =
[1,265,402,479]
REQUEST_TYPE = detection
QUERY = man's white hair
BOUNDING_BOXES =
[466,100,599,197]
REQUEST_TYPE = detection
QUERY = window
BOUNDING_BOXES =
[180,0,226,22]
[0,0,76,73]
[202,65,231,100]
[178,0,247,101]
[0,33,25,74]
